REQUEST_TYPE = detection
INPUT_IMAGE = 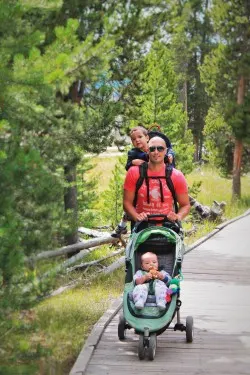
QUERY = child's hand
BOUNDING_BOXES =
[149,267,159,279]
[168,154,173,164]
[132,159,145,166]
[156,271,164,280]
[145,272,153,281]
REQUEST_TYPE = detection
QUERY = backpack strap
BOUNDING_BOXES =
[133,162,148,207]
[165,165,178,213]
[133,163,179,213]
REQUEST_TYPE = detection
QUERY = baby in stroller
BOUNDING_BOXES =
[133,252,171,311]
[118,222,194,359]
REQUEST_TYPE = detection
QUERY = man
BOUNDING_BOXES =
[123,136,190,223]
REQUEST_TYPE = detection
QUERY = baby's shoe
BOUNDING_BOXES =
[134,299,144,310]
[157,302,166,311]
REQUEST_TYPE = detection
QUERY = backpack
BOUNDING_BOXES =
[133,162,178,213]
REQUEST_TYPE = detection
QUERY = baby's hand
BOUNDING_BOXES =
[156,271,164,280]
[149,267,158,279]
[145,272,153,281]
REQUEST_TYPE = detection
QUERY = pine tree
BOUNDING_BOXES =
[165,0,213,162]
[132,41,194,174]
[0,0,65,283]
[100,154,126,228]
[0,1,117,282]
[77,158,98,228]
[38,0,167,244]
[201,0,250,198]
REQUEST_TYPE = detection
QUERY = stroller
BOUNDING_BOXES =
[118,215,194,360]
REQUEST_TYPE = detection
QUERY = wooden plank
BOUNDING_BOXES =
[74,214,250,375]
[85,363,250,375]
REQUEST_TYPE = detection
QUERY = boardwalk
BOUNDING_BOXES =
[71,212,250,375]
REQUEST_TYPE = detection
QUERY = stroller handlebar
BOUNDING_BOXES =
[133,214,181,234]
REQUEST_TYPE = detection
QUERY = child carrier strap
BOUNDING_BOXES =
[133,162,178,213]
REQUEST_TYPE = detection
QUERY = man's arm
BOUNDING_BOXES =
[177,192,191,220]
[123,189,148,222]
[166,192,191,222]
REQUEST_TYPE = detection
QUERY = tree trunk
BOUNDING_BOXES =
[198,131,203,161]
[232,76,245,199]
[184,80,188,131]
[64,163,78,245]
[193,134,199,162]
[232,139,243,199]
[69,80,83,104]
[63,81,83,250]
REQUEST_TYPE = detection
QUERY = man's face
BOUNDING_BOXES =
[148,137,166,165]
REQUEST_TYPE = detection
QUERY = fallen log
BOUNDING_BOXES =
[78,226,128,246]
[26,235,119,263]
[78,227,111,238]
[41,247,98,279]
[183,225,197,236]
[24,245,124,294]
[189,195,226,220]
[23,248,95,293]
[102,256,125,275]
[67,249,124,272]
[209,200,227,220]
[47,255,125,298]
[47,279,82,298]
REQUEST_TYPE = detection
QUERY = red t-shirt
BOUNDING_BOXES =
[124,166,188,215]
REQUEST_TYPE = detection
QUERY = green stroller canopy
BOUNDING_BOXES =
[125,227,180,261]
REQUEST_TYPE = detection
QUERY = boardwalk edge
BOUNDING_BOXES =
[69,296,123,375]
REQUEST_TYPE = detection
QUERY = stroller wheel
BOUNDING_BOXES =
[186,316,194,343]
[148,333,157,360]
[118,314,126,340]
[138,334,146,360]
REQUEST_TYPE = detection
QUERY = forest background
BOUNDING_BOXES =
[0,0,250,372]
[1,0,250,300]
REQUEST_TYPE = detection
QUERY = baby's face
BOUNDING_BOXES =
[141,254,158,271]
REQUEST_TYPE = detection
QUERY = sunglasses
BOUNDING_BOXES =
[149,146,165,152]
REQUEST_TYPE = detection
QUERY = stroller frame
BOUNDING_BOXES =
[118,217,194,360]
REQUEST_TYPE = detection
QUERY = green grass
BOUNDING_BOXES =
[0,269,124,374]
[86,155,121,192]
[1,163,250,374]
[35,279,122,360]
[187,166,250,207]
[184,166,250,245]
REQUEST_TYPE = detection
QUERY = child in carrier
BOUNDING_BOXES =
[111,124,175,238]
[132,252,171,311]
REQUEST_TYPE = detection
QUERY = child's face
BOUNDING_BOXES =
[141,254,158,271]
[130,130,149,152]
